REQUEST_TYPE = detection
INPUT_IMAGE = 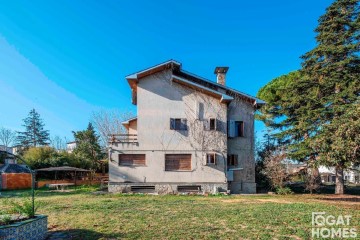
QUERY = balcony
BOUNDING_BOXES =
[108,134,138,144]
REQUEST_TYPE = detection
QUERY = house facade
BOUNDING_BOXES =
[108,60,265,194]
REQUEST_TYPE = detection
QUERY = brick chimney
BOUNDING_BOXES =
[214,67,229,86]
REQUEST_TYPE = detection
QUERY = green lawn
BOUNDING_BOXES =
[1,187,359,239]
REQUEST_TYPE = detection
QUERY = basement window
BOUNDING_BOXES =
[206,153,216,165]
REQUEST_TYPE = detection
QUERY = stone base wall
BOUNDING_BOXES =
[109,182,228,194]
[0,215,47,240]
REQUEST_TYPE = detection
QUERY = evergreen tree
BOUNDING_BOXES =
[295,0,359,194]
[257,0,359,194]
[17,109,50,148]
[72,123,102,170]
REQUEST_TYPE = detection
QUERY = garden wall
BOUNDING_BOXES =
[1,173,32,190]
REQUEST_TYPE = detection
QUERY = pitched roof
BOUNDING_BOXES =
[0,164,31,173]
[125,60,265,107]
[35,166,90,172]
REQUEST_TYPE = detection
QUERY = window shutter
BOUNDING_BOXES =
[240,122,244,137]
[229,120,236,137]
[214,153,218,165]
[234,155,238,166]
[204,119,209,131]
[181,119,187,130]
[216,119,221,131]
[170,118,175,130]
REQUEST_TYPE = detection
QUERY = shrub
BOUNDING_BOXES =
[7,198,38,218]
[276,187,293,195]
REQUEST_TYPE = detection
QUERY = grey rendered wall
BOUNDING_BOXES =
[109,70,228,185]
[227,99,256,193]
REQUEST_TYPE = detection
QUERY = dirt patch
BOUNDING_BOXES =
[256,199,294,204]
[220,199,249,203]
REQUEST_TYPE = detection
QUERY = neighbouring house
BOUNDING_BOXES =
[319,166,360,184]
[108,60,265,194]
[66,141,77,153]
[0,145,16,164]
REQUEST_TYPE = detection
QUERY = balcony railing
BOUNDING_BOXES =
[108,134,138,144]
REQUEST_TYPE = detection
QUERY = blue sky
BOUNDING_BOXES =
[0,0,333,142]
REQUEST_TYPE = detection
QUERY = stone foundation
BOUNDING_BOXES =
[109,182,228,194]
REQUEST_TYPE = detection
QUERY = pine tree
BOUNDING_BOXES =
[17,109,50,148]
[257,0,359,194]
[72,123,102,170]
[296,0,359,194]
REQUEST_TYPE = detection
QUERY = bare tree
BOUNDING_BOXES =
[0,127,16,147]
[91,109,134,147]
[153,70,228,178]
[50,135,67,151]
[263,148,289,190]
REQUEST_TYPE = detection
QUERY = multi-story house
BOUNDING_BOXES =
[108,60,265,194]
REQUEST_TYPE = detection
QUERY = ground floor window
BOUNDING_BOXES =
[165,154,191,171]
[118,154,146,166]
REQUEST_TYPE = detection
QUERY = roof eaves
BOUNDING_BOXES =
[121,117,138,125]
[125,59,181,80]
[179,69,265,104]
[172,75,234,102]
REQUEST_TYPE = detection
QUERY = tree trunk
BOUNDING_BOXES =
[335,165,344,195]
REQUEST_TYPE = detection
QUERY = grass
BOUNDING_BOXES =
[1,186,359,239]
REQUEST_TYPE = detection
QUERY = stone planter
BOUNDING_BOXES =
[0,215,47,240]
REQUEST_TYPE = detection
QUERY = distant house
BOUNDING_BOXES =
[319,166,359,184]
[0,145,16,164]
[108,60,265,194]
[66,141,77,153]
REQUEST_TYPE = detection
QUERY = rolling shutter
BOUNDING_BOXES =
[165,154,191,171]
[119,154,146,166]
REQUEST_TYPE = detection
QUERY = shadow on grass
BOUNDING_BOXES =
[47,229,125,240]
[288,183,360,195]
[0,185,100,198]
[320,196,360,202]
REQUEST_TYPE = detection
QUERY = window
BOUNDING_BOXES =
[227,155,238,166]
[209,118,216,131]
[165,154,191,171]
[119,154,146,166]
[228,120,244,137]
[235,121,244,137]
[170,118,187,130]
[206,153,216,165]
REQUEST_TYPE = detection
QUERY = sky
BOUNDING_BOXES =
[0,0,333,143]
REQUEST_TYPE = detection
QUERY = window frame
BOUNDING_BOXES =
[206,153,216,165]
[227,154,238,167]
[209,118,216,131]
[170,118,188,131]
